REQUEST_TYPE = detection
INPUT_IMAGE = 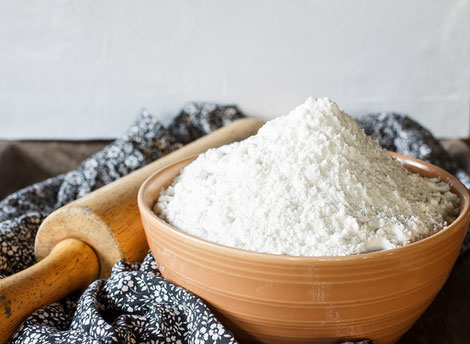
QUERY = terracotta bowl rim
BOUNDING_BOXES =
[138,151,470,263]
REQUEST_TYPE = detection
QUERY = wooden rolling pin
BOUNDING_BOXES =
[0,118,264,342]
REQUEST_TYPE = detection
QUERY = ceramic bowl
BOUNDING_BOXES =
[138,152,470,344]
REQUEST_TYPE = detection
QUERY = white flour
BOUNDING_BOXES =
[157,98,460,256]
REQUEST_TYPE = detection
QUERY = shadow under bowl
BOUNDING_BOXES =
[138,152,470,344]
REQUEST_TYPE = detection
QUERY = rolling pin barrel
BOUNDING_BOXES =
[0,118,264,343]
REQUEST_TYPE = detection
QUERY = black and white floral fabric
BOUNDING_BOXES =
[0,104,468,343]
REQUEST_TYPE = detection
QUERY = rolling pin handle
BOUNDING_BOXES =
[0,118,265,343]
[0,238,99,343]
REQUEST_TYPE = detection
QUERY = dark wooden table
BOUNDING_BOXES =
[400,251,470,343]
[1,139,469,343]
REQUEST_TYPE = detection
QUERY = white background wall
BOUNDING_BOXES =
[0,0,469,139]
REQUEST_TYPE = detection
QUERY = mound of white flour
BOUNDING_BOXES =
[157,98,460,256]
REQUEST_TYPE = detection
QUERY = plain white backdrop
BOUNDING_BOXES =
[0,0,469,139]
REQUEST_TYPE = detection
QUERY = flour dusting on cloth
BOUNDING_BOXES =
[157,98,460,256]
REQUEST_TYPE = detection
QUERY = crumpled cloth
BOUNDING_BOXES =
[0,104,468,343]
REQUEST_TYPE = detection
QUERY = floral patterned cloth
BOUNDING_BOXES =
[0,104,468,343]
[1,103,243,344]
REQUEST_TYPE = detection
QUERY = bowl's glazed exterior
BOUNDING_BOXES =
[138,152,470,344]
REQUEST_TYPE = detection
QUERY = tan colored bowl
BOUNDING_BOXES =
[138,152,470,344]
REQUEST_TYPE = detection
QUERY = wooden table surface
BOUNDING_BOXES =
[400,251,470,343]
[0,139,469,343]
